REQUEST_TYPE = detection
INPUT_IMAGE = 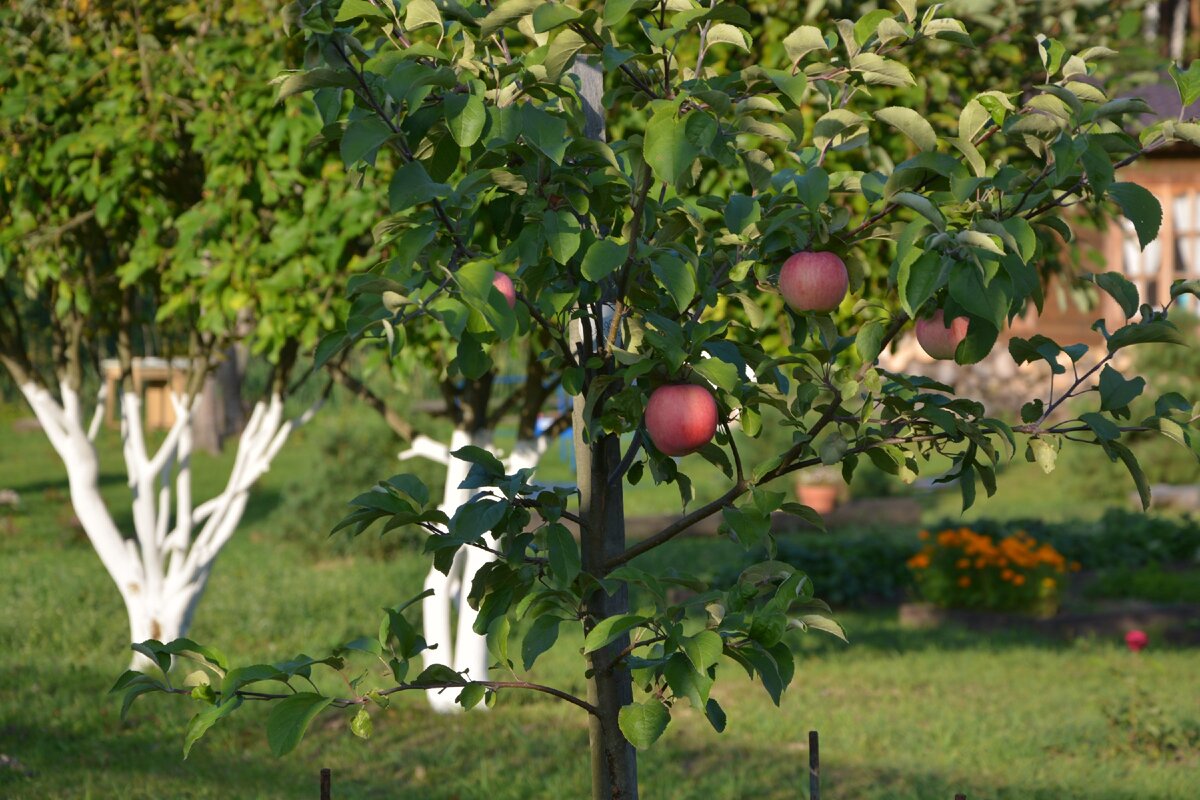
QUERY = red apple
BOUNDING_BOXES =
[779,251,849,312]
[915,309,969,360]
[644,384,719,457]
[492,272,516,309]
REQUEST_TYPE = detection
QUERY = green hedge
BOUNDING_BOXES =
[712,510,1200,607]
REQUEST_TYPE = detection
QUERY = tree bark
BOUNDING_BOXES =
[568,56,638,800]
[572,313,638,800]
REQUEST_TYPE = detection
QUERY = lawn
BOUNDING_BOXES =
[1,405,1198,799]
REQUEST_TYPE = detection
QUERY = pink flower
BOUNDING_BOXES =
[1125,629,1148,653]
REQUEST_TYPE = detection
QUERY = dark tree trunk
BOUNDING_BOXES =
[568,57,638,800]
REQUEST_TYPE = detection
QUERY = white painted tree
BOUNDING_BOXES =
[329,341,570,712]
[0,0,375,668]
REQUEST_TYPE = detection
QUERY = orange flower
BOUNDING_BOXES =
[1070,561,1082,572]
[1013,574,1026,586]
[907,553,930,569]
[956,558,971,569]
[975,559,986,569]
[957,576,971,588]
[1042,577,1056,590]
[1001,569,1014,581]
[918,530,930,540]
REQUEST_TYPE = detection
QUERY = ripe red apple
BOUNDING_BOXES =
[492,272,516,309]
[779,251,849,312]
[644,384,719,457]
[915,309,969,360]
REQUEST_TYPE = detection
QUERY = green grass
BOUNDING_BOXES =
[2,405,1198,799]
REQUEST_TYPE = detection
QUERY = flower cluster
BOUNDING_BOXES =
[907,527,1076,614]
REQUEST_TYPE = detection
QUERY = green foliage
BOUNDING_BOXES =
[116,0,1200,778]
[1086,564,1200,605]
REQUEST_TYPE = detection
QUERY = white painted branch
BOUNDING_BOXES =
[87,384,108,442]
[398,434,452,465]
[120,391,150,474]
[17,381,142,594]
[18,382,71,453]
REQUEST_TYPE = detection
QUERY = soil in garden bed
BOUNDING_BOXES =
[899,600,1200,645]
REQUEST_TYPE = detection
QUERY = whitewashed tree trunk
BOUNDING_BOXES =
[16,380,318,670]
[402,429,555,712]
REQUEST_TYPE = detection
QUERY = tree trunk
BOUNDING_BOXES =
[420,430,546,712]
[572,316,638,800]
[421,427,489,712]
[567,56,637,800]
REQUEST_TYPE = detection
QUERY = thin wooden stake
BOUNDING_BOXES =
[809,730,820,800]
[320,768,331,800]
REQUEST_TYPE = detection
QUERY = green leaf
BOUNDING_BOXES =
[521,615,562,671]
[603,0,643,27]
[273,68,356,101]
[874,106,937,152]
[682,630,724,673]
[898,251,942,317]
[704,697,727,732]
[644,107,700,186]
[532,3,581,32]
[724,194,761,234]
[444,94,486,147]
[1169,60,1200,108]
[694,358,738,393]
[581,239,626,281]
[850,53,915,87]
[1091,272,1139,318]
[893,191,945,230]
[618,700,670,749]
[707,23,749,50]
[388,161,450,212]
[1080,411,1122,442]
[479,0,540,37]
[853,9,894,45]
[767,70,808,108]
[350,707,373,739]
[1108,440,1152,510]
[520,105,569,164]
[1107,319,1185,352]
[783,25,827,62]
[336,0,389,22]
[583,614,647,653]
[184,697,242,759]
[651,255,696,313]
[1098,365,1146,412]
[855,319,885,362]
[404,0,442,30]
[546,523,581,587]
[1107,182,1162,250]
[267,693,334,756]
[340,117,393,167]
[456,683,487,710]
[544,210,582,264]
[1029,438,1057,474]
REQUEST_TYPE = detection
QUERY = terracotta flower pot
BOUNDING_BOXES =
[797,482,839,514]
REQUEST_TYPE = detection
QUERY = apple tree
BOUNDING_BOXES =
[117,1,1200,797]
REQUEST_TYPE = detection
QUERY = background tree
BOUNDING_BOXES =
[0,0,374,667]
[119,1,1200,797]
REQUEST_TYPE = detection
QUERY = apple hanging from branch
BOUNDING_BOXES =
[779,251,849,312]
[644,383,719,457]
[915,309,970,360]
[493,272,517,309]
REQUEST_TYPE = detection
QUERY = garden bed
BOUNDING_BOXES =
[898,600,1200,644]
